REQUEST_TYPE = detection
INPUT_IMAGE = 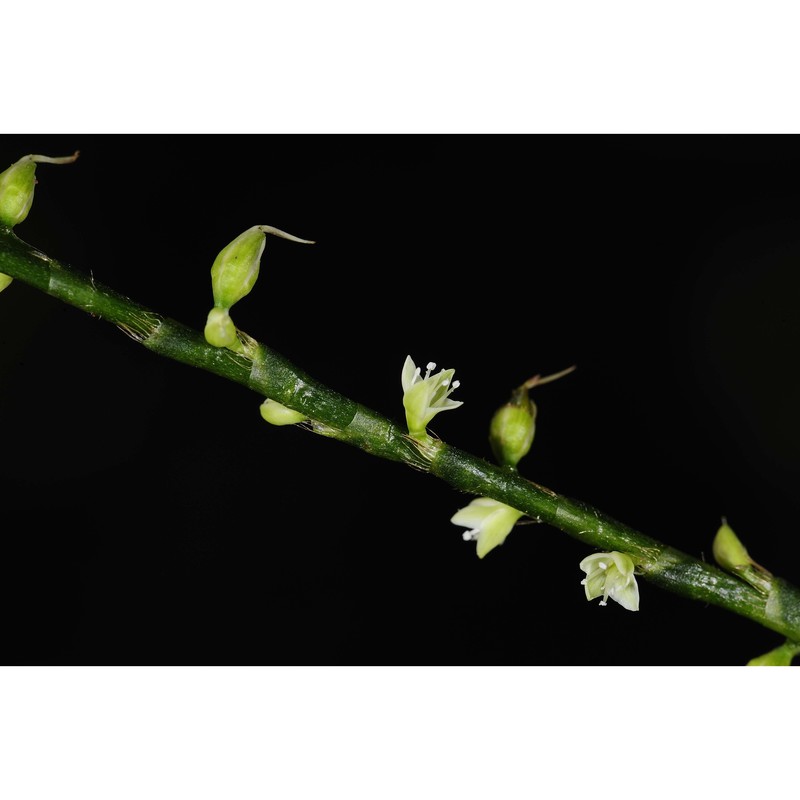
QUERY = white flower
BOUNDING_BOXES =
[402,355,463,439]
[579,551,640,611]
[451,497,524,559]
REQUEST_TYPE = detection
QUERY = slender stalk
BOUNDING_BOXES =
[2,227,800,644]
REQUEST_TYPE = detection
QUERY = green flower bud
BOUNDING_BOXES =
[210,226,267,310]
[205,224,313,350]
[712,519,751,572]
[747,640,800,666]
[712,518,773,595]
[259,398,307,426]
[0,272,13,294]
[204,307,238,349]
[489,388,536,468]
[489,365,575,468]
[0,151,79,228]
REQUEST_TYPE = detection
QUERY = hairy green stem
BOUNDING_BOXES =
[2,227,800,645]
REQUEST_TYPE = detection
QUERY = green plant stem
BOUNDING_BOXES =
[3,227,800,645]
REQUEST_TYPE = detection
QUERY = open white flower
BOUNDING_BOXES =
[402,355,463,440]
[579,551,640,611]
[451,497,524,559]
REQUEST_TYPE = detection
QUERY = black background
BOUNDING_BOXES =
[1,134,799,665]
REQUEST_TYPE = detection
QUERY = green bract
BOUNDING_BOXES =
[450,497,524,559]
[580,551,640,611]
[0,272,12,294]
[401,355,462,440]
[0,151,79,229]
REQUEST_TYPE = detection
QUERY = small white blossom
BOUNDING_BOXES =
[579,551,640,611]
[401,355,463,439]
[451,497,524,559]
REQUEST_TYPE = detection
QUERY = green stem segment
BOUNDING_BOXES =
[2,227,800,644]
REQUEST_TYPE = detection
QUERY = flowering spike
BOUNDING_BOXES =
[450,497,524,558]
[579,551,640,611]
[401,355,463,440]
[204,224,313,350]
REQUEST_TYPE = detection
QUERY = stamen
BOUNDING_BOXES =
[599,600,607,606]
[598,562,607,570]
[427,362,436,371]
[451,380,460,389]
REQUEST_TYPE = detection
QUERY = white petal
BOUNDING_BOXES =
[451,499,498,528]
[579,553,610,574]
[401,355,417,392]
[610,577,640,611]
[583,571,606,601]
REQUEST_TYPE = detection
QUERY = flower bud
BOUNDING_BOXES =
[0,272,13,294]
[260,398,307,426]
[0,151,79,228]
[204,307,238,349]
[210,226,268,311]
[205,224,313,349]
[747,641,799,666]
[489,365,575,468]
[712,519,751,573]
[489,386,536,468]
[712,518,773,595]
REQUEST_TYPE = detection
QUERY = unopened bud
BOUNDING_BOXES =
[712,519,751,572]
[260,398,307,426]
[204,307,238,349]
[747,641,800,666]
[712,518,773,595]
[0,151,79,228]
[205,224,313,349]
[489,388,536,468]
[0,273,13,294]
[489,365,575,468]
